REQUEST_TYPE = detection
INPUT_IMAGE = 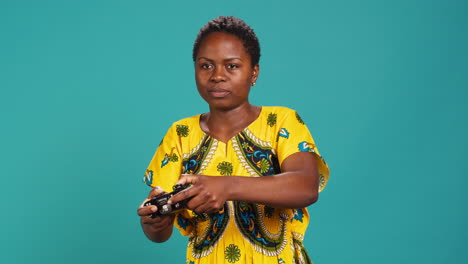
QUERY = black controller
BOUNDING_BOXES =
[144,184,190,218]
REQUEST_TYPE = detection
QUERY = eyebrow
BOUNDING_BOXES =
[197,57,243,62]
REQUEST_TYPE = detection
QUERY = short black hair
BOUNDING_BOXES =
[192,16,261,66]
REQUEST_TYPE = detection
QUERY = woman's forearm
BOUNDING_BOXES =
[228,171,318,208]
[170,152,320,212]
[228,152,319,208]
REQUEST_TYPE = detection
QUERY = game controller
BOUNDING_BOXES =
[144,184,190,218]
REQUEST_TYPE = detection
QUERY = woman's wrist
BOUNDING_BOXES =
[226,176,239,201]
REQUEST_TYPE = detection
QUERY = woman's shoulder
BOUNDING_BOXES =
[170,114,201,126]
[171,115,201,130]
[257,106,307,128]
[164,114,201,135]
[261,106,298,117]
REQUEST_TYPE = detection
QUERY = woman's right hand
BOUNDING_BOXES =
[137,186,175,241]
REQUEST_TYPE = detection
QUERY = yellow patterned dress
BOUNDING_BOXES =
[143,106,329,264]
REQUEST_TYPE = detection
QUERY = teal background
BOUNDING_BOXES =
[1,0,467,263]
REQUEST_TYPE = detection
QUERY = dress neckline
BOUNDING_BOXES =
[197,106,264,144]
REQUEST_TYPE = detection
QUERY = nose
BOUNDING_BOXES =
[210,66,226,83]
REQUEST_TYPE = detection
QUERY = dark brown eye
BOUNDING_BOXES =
[201,63,213,69]
[227,64,239,69]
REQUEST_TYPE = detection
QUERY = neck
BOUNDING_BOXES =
[201,103,261,142]
[209,102,253,121]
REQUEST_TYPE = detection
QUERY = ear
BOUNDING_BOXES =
[251,64,260,84]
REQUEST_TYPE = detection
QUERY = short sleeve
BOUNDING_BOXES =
[143,124,183,192]
[276,109,330,192]
[142,122,195,236]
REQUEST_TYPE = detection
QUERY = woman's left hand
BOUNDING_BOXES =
[168,174,231,214]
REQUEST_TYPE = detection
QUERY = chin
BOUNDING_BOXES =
[207,101,238,111]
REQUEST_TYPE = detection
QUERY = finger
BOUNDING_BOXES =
[148,186,166,199]
[193,202,224,215]
[137,204,158,217]
[141,214,165,225]
[141,212,174,225]
[139,198,150,208]
[147,215,175,232]
[184,187,212,212]
[185,191,223,214]
[176,174,199,185]
[143,216,168,226]
[168,187,196,205]
[191,202,216,215]
[190,202,207,214]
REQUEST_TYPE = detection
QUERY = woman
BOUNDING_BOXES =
[137,16,329,264]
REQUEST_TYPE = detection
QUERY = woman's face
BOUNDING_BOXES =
[195,32,259,111]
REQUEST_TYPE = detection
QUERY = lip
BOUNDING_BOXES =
[208,88,230,98]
